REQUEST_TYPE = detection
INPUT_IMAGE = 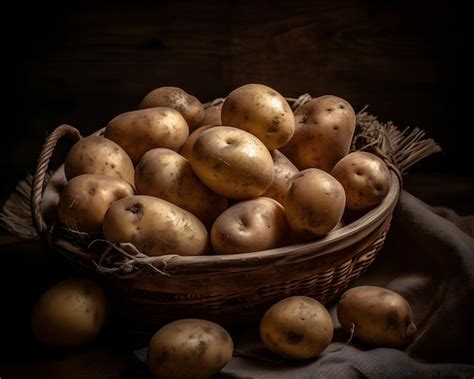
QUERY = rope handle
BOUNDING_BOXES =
[31,124,81,233]
[203,94,313,110]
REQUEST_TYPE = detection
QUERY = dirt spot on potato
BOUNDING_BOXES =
[285,331,303,344]
[386,310,400,330]
[197,340,208,356]
[126,203,143,214]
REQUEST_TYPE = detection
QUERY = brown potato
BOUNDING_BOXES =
[147,319,233,379]
[199,103,222,127]
[103,195,208,256]
[57,174,134,233]
[179,124,215,159]
[189,126,274,199]
[64,136,135,186]
[331,151,391,211]
[31,277,107,348]
[280,95,356,172]
[135,148,227,226]
[104,107,189,164]
[337,286,417,348]
[285,169,345,238]
[261,150,299,205]
[140,86,204,130]
[221,84,295,150]
[211,197,290,254]
[260,296,333,359]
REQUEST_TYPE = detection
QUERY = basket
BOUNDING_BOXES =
[22,94,439,335]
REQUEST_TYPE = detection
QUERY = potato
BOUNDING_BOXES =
[211,197,290,254]
[140,86,204,131]
[337,286,417,348]
[103,195,208,256]
[285,169,345,238]
[189,126,274,199]
[179,124,215,160]
[64,136,135,186]
[31,277,107,348]
[57,174,134,234]
[199,103,222,127]
[331,151,391,211]
[280,95,356,172]
[104,107,189,164]
[147,319,233,379]
[135,148,227,226]
[260,296,333,359]
[261,150,299,205]
[221,83,295,150]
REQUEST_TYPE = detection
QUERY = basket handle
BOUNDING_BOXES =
[31,124,82,233]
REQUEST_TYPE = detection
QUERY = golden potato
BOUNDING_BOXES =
[280,95,356,172]
[260,296,333,359]
[140,86,204,130]
[337,286,417,348]
[57,174,134,234]
[221,83,295,150]
[104,107,189,164]
[135,148,227,226]
[31,277,107,348]
[211,197,290,254]
[199,103,222,127]
[147,319,233,379]
[103,195,208,256]
[285,169,345,238]
[64,136,135,186]
[179,124,215,160]
[331,151,391,211]
[261,150,299,205]
[189,126,274,199]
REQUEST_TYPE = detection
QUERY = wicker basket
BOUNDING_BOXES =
[25,94,439,336]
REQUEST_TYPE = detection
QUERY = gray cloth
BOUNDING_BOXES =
[219,191,474,378]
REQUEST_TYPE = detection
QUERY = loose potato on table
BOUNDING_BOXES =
[189,126,274,199]
[199,103,223,127]
[331,151,391,211]
[221,83,295,150]
[104,107,189,164]
[147,319,233,379]
[285,169,346,238]
[140,86,204,131]
[31,277,108,348]
[179,124,215,159]
[64,135,135,186]
[262,150,299,205]
[260,296,333,360]
[57,174,134,234]
[211,197,290,254]
[103,195,208,256]
[135,148,227,226]
[337,286,417,348]
[280,95,356,172]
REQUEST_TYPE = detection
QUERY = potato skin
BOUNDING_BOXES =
[331,151,391,211]
[262,150,299,205]
[179,124,215,159]
[147,319,233,379]
[103,195,208,256]
[199,103,222,127]
[140,86,204,131]
[285,169,345,238]
[221,84,295,150]
[337,286,417,348]
[260,296,333,359]
[104,107,189,164]
[64,136,135,186]
[31,278,107,348]
[190,126,274,199]
[135,148,227,226]
[211,197,290,254]
[280,95,356,172]
[57,174,134,233]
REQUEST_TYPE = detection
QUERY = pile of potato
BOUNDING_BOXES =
[57,84,391,256]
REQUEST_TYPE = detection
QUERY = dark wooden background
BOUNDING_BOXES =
[8,0,469,202]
